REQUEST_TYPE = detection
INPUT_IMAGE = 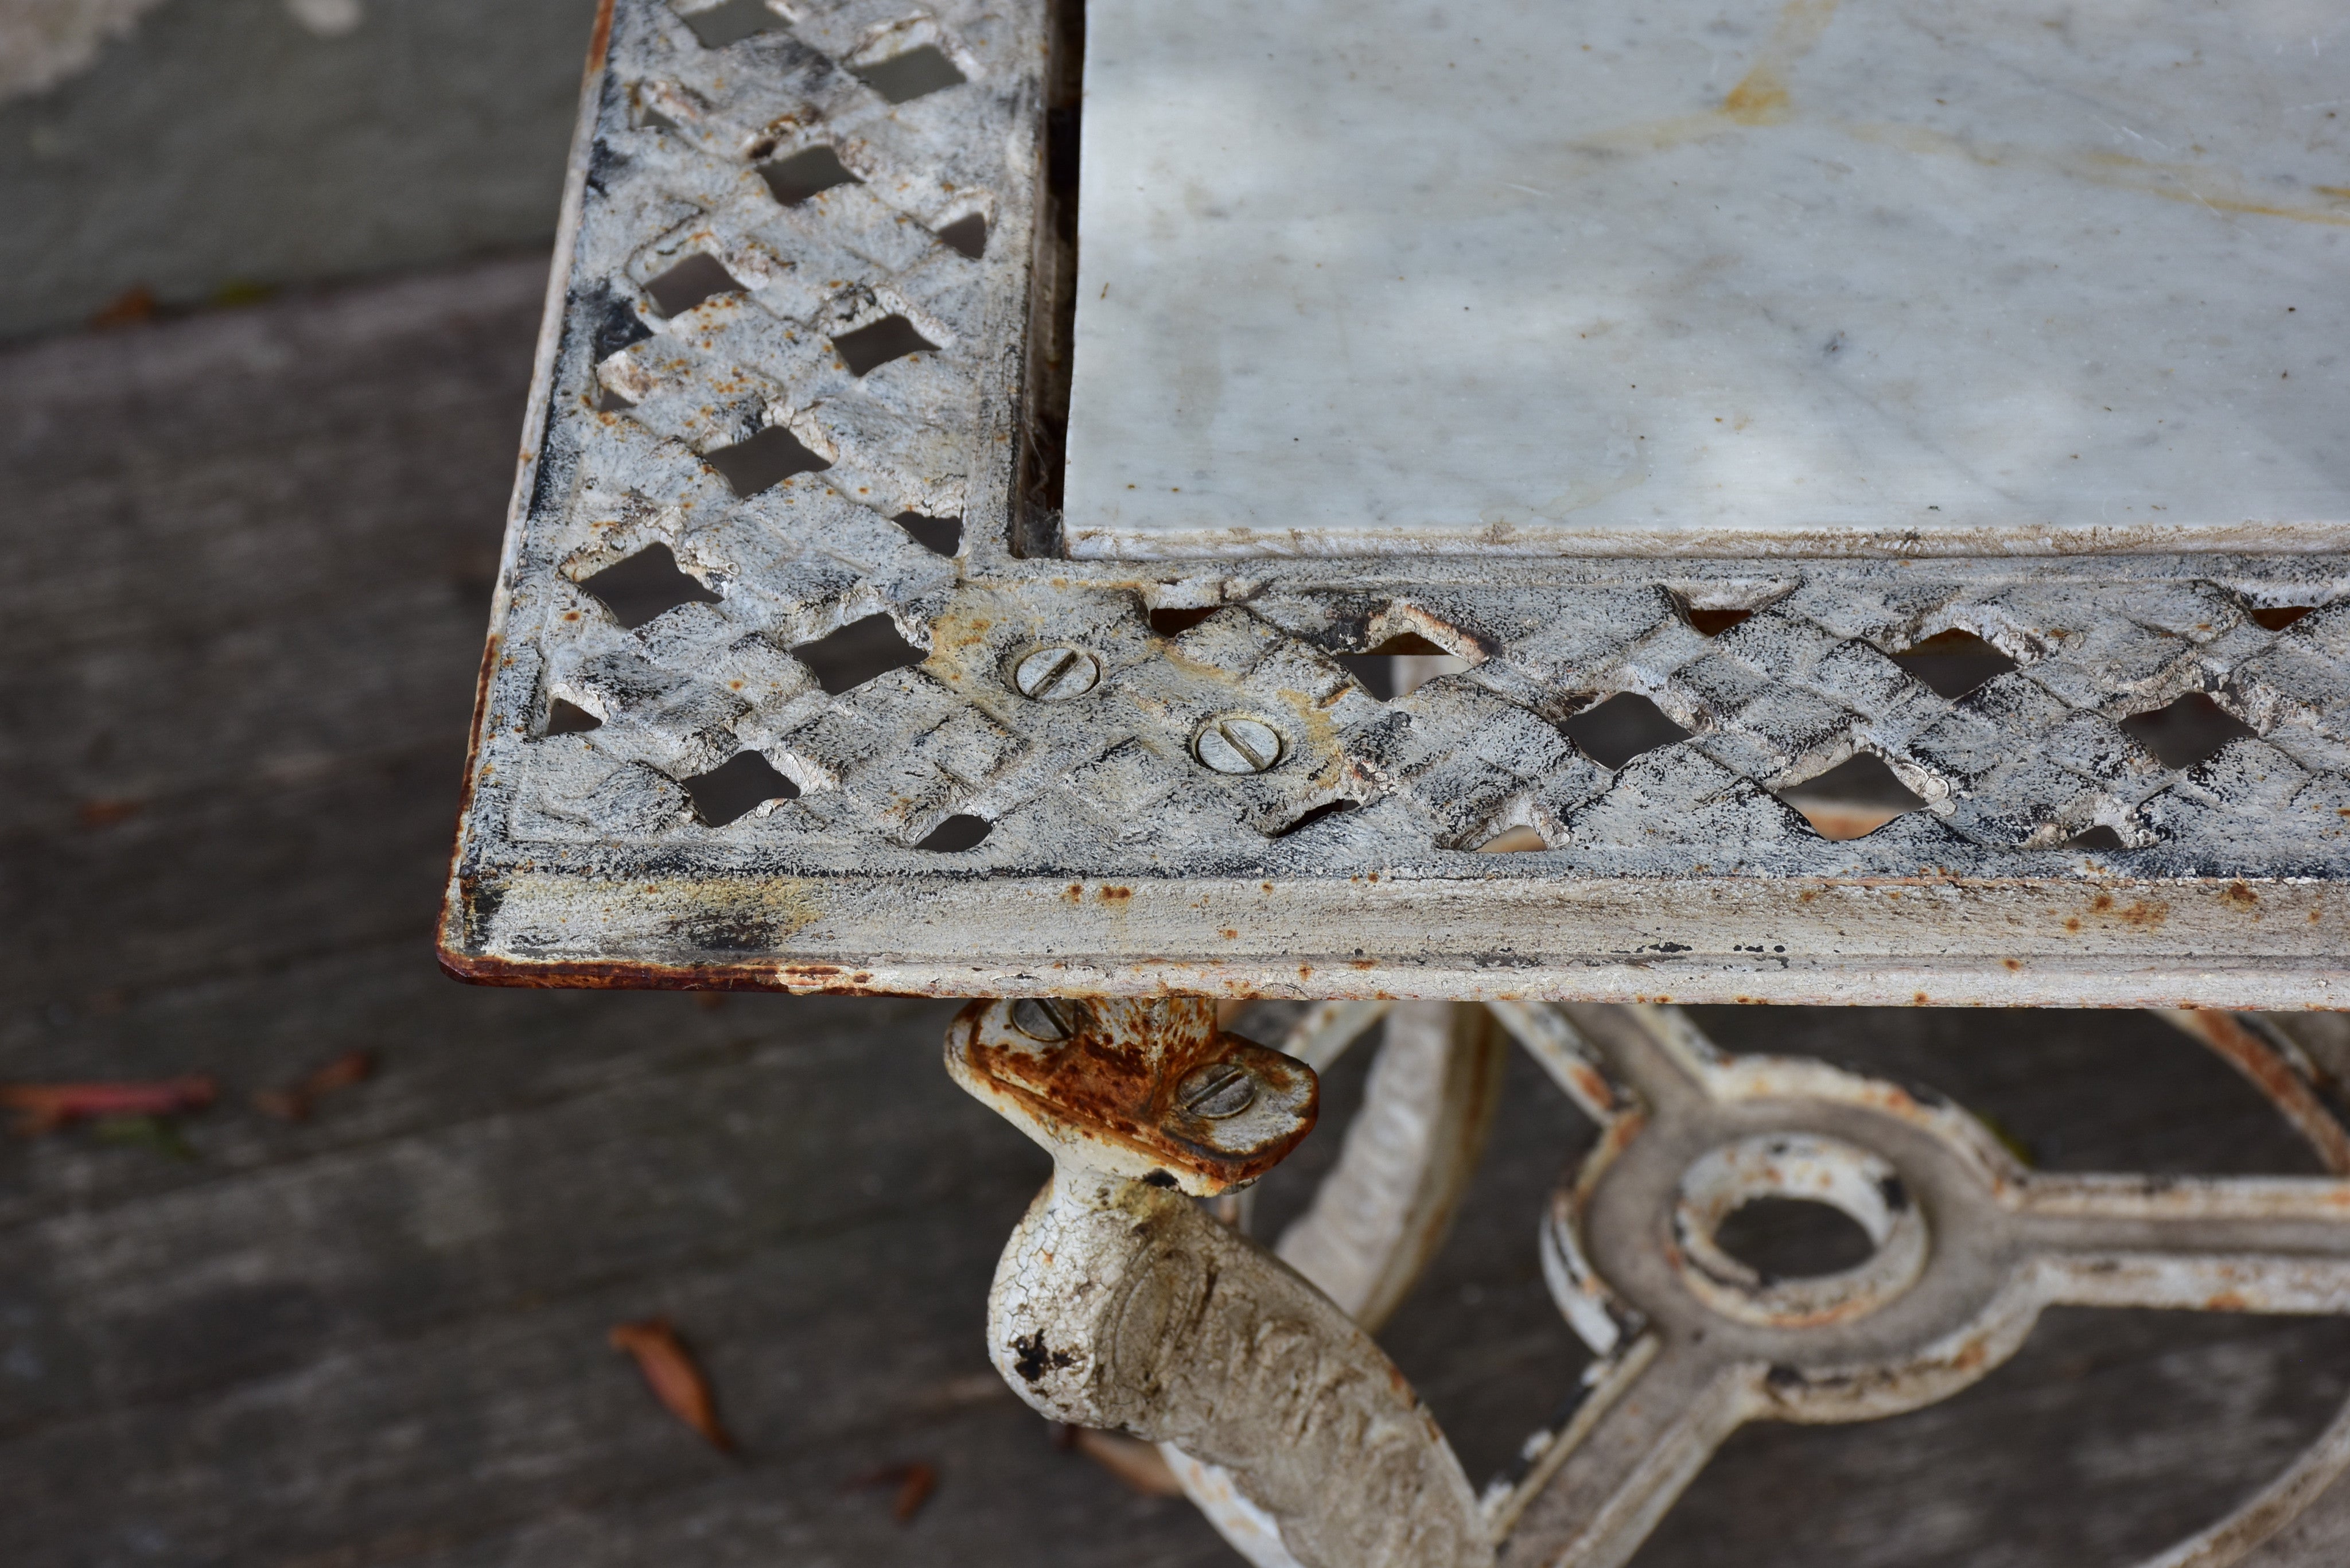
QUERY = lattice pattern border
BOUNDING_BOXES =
[441,0,2350,1007]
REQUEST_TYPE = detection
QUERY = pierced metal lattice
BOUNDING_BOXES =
[442,0,2350,1006]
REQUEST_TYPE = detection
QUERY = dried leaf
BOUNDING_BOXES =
[609,1317,732,1450]
[844,1461,939,1523]
[89,287,156,329]
[91,1115,197,1161]
[255,1049,376,1121]
[0,1076,215,1137]
[75,798,143,830]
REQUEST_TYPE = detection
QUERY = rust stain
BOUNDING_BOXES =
[2002,958,2022,971]
[1721,0,1840,125]
[2221,881,2260,912]
[951,1000,1319,1189]
[2205,1290,2248,1312]
[1722,73,1791,124]
[2171,1010,2350,1174]
[1842,120,2350,229]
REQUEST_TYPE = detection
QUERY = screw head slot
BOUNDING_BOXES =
[1012,645,1100,701]
[1193,714,1285,775]
[1176,1062,1259,1119]
[1010,998,1076,1041]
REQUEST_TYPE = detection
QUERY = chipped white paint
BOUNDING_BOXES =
[956,995,2350,1567]
[443,0,2350,1003]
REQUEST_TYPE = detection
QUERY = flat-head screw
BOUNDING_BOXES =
[1194,714,1284,775]
[1010,998,1076,1041]
[1012,645,1100,701]
[1177,1061,1259,1119]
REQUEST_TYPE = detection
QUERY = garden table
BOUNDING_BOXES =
[441,1,2350,1561]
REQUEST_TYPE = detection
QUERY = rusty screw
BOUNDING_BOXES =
[1193,714,1284,775]
[1010,998,1076,1041]
[1012,645,1100,701]
[1176,1061,1259,1119]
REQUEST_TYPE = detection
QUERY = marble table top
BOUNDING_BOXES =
[1061,0,2349,558]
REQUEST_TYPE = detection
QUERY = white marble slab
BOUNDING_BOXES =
[1061,0,2350,557]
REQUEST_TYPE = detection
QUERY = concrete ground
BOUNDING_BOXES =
[4,256,2350,1565]
[0,0,596,340]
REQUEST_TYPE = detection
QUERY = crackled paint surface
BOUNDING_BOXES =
[440,0,2350,1005]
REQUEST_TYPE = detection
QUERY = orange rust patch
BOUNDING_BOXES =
[2205,1290,2248,1312]
[2065,917,2083,932]
[1913,992,1930,1005]
[2002,958,2022,971]
[1063,884,1083,902]
[2090,893,2115,913]
[1722,71,1791,122]
[2221,881,2260,911]
[1098,886,1133,902]
[1220,929,1237,940]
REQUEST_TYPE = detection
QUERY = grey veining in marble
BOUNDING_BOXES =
[1061,0,2350,557]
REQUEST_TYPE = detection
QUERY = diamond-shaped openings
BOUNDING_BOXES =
[683,749,797,826]
[1775,753,1928,841]
[853,46,967,104]
[643,254,745,317]
[704,426,831,496]
[760,145,861,206]
[792,614,926,695]
[579,543,721,630]
[832,316,939,377]
[1335,632,1472,702]
[1563,693,1689,771]
[1892,629,2017,700]
[1684,605,1754,637]
[677,0,781,49]
[892,512,961,557]
[2120,693,2258,769]
[2248,604,2317,632]
[915,814,994,851]
[546,697,602,736]
[935,213,987,260]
